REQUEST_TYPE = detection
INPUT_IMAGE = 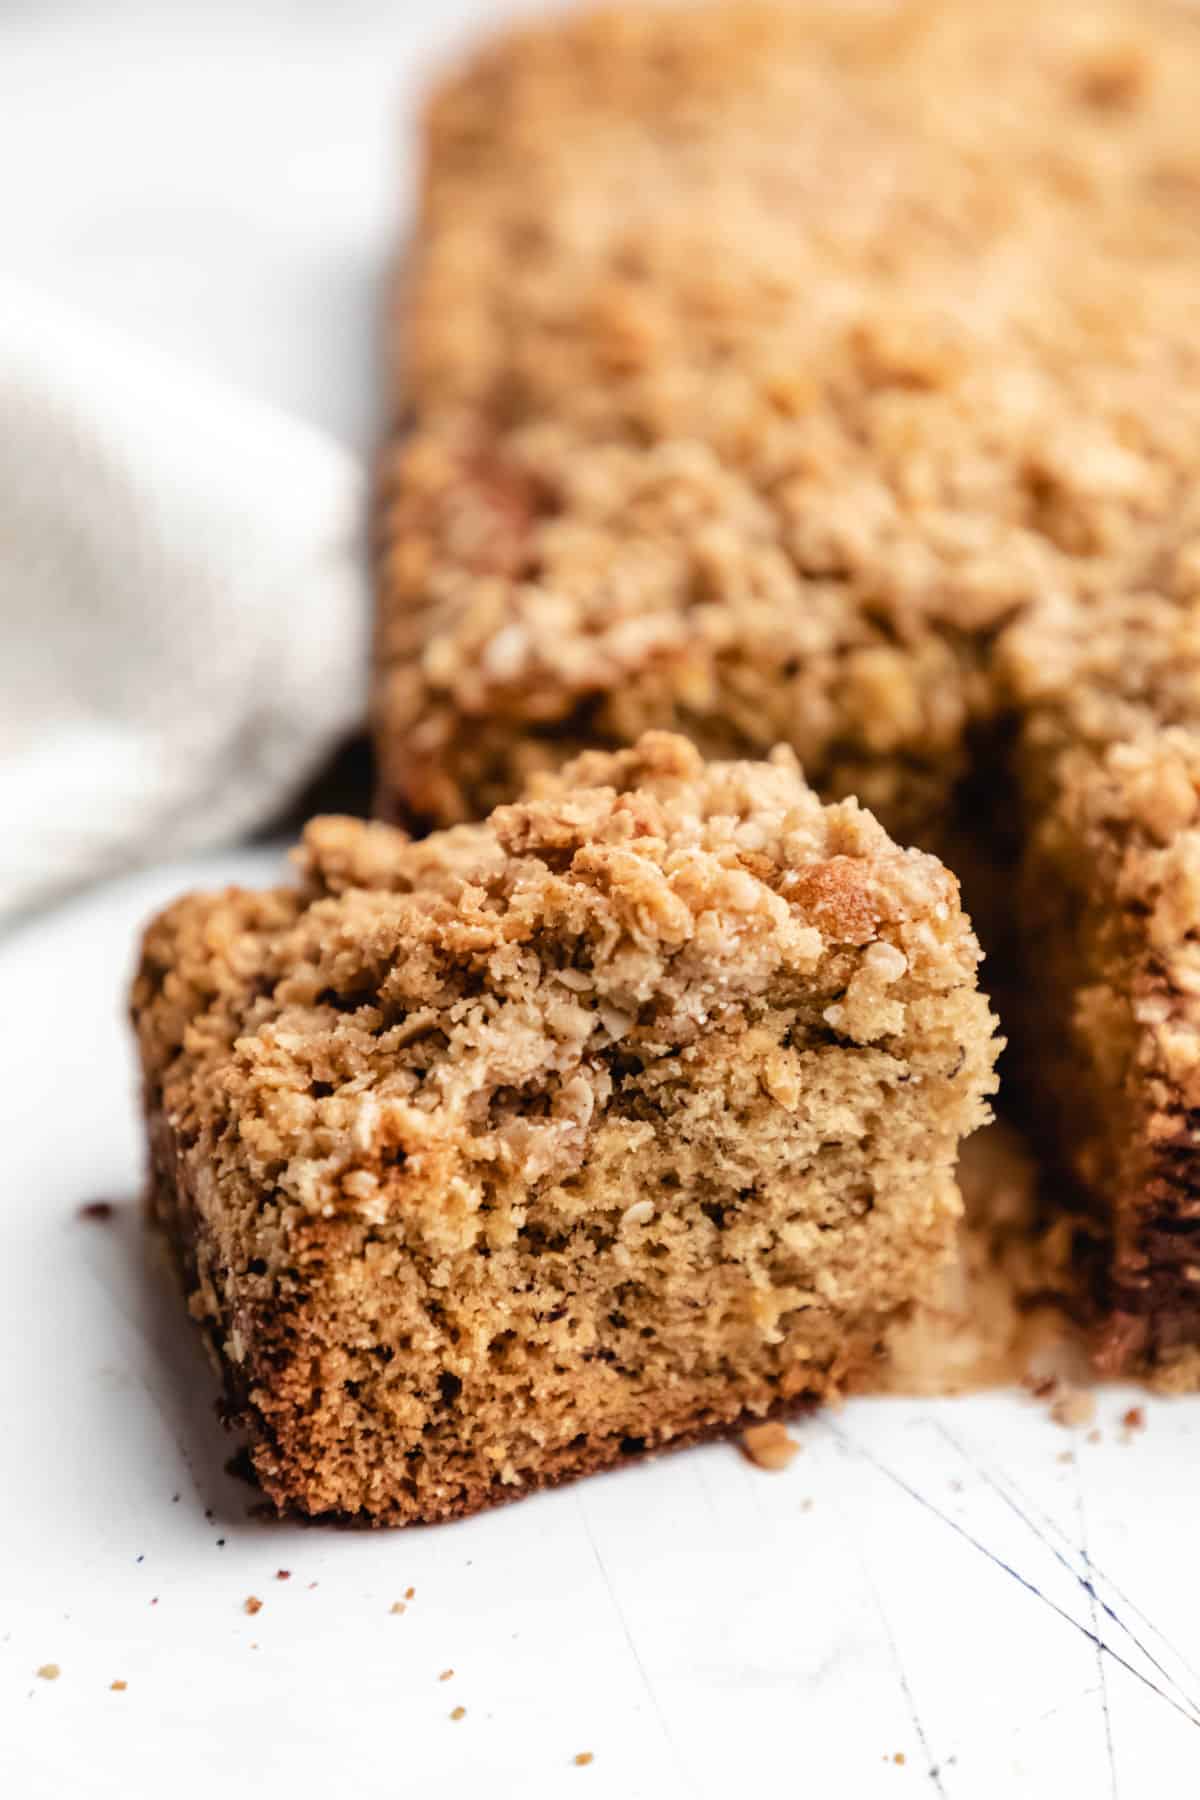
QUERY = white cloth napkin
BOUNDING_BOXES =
[0,279,368,925]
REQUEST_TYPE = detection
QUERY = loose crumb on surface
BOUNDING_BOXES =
[740,1421,800,1471]
[439,1669,454,1682]
[1122,1406,1146,1432]
[1086,1429,1102,1444]
[276,1570,292,1581]
[1050,1387,1096,1429]
[110,1680,127,1692]
[78,1200,114,1222]
[1057,1451,1075,1464]
[450,1706,466,1721]
[36,1664,60,1681]
[894,1752,906,1766]
[405,1586,415,1600]
[390,1602,407,1615]
[244,1596,263,1616]
[574,1752,594,1767]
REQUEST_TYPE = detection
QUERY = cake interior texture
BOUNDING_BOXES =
[133,735,997,1522]
[373,0,1200,1374]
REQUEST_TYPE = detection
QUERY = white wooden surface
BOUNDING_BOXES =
[3,851,1200,1798]
[4,6,1200,1792]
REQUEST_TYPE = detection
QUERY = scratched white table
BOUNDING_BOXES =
[2,849,1199,1799]
[5,2,1200,1791]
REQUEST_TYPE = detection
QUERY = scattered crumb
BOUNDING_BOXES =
[740,1421,800,1471]
[405,1586,415,1600]
[800,1498,814,1512]
[450,1706,466,1721]
[390,1602,407,1616]
[78,1200,114,1222]
[308,1582,318,1590]
[1122,1406,1146,1432]
[439,1669,454,1682]
[244,1596,263,1616]
[110,1680,127,1692]
[276,1570,291,1581]
[574,1752,595,1767]
[216,1538,226,1548]
[894,1752,906,1766]
[1057,1451,1075,1464]
[1086,1428,1102,1444]
[150,1598,159,1607]
[36,1664,60,1681]
[171,1493,180,1504]
[1050,1386,1096,1429]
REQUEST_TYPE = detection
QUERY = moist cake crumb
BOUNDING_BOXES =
[132,733,996,1524]
[244,1597,262,1617]
[450,1707,466,1721]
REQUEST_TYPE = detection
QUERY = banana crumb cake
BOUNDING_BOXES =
[133,735,997,1523]
[374,0,1200,1377]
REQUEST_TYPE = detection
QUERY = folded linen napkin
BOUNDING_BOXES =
[0,279,368,926]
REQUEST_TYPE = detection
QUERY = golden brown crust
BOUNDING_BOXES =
[133,734,997,1523]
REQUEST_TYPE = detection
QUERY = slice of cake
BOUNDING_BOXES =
[132,734,998,1522]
